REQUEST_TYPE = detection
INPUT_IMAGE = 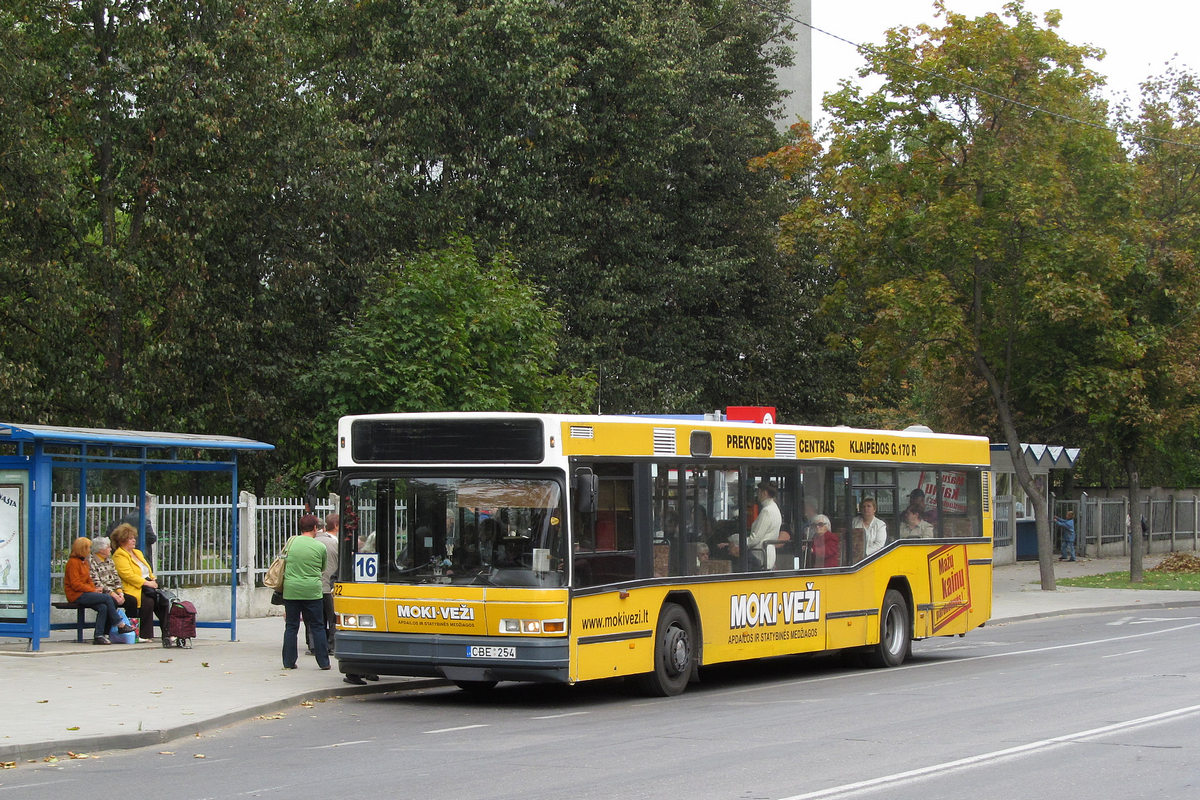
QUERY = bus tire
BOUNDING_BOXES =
[638,603,694,697]
[868,589,910,668]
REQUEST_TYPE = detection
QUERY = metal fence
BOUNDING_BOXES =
[1052,494,1200,558]
[50,493,336,592]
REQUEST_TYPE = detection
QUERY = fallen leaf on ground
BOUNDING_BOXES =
[43,756,58,763]
[159,751,174,755]
[2,761,16,769]
[201,662,209,667]
[193,754,206,759]
[67,752,89,759]
[66,726,79,731]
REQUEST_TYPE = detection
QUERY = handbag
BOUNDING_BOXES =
[270,590,284,606]
[109,607,137,643]
[263,537,293,590]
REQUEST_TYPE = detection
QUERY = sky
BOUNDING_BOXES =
[806,0,1199,127]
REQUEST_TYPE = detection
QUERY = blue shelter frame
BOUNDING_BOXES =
[0,423,273,650]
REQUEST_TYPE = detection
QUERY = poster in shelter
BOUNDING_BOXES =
[0,484,22,592]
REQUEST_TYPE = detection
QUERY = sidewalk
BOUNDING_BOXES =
[4,555,1200,763]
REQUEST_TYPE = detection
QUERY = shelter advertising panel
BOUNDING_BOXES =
[0,475,28,621]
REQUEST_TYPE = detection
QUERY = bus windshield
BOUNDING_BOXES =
[342,474,566,587]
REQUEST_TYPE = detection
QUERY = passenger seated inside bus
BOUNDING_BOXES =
[853,497,887,556]
[898,506,934,539]
[809,515,840,567]
[718,481,781,570]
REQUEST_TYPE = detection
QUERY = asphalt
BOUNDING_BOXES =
[4,555,1200,763]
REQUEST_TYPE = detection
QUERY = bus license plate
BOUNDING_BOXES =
[467,646,516,659]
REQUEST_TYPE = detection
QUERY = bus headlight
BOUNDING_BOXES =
[339,613,376,629]
[499,619,566,634]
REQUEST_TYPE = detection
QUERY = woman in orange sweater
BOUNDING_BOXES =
[64,537,133,644]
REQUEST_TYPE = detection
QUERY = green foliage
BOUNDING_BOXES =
[314,237,593,423]
[763,2,1141,452]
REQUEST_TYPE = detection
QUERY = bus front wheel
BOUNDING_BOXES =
[868,589,910,668]
[638,603,694,697]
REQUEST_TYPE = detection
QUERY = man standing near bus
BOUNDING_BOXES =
[307,513,339,655]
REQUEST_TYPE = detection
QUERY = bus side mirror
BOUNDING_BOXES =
[302,470,338,513]
[574,469,598,515]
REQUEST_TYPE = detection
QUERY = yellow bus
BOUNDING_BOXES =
[326,411,993,695]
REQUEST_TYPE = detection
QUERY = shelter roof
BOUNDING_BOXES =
[990,442,1080,471]
[0,422,273,452]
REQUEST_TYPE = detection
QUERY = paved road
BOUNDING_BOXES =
[4,607,1199,799]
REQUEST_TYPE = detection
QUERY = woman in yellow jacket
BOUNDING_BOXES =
[111,523,171,646]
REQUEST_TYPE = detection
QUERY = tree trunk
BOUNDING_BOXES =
[974,351,1054,589]
[1128,458,1144,583]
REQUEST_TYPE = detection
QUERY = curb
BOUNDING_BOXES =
[0,678,448,763]
[990,598,1200,625]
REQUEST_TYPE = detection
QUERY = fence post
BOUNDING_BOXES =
[1079,491,1089,558]
[239,490,257,587]
[1170,494,1177,552]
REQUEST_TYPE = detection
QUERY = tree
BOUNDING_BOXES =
[0,2,386,490]
[1107,65,1200,580]
[759,1,1139,588]
[313,236,593,427]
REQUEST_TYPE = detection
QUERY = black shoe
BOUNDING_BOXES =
[343,675,367,685]
[162,636,174,649]
[117,624,135,634]
[364,674,380,681]
[284,664,298,670]
[319,664,331,670]
[93,635,111,645]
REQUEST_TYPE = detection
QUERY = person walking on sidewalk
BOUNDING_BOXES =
[1055,510,1077,562]
[282,514,331,670]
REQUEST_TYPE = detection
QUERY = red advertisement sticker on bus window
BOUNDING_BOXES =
[919,471,967,514]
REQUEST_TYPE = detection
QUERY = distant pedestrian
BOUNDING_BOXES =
[1054,510,1076,562]
[106,494,157,565]
[282,514,330,671]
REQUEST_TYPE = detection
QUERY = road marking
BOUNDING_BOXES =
[309,739,374,749]
[531,711,590,720]
[1101,649,1148,658]
[720,620,1200,696]
[424,724,488,734]
[777,703,1200,800]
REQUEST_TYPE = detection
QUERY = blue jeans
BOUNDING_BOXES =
[75,591,118,638]
[283,597,329,669]
[1062,534,1076,560]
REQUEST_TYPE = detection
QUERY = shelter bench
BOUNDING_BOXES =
[51,601,93,643]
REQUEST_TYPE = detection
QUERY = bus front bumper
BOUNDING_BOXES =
[334,630,570,684]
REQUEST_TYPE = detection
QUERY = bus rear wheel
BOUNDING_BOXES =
[638,603,694,697]
[868,589,910,668]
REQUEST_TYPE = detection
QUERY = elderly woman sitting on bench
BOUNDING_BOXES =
[63,537,135,645]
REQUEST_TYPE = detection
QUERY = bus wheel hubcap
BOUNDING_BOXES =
[666,626,689,674]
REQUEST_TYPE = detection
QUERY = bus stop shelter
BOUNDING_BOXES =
[0,423,274,650]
